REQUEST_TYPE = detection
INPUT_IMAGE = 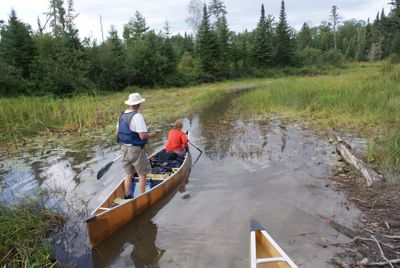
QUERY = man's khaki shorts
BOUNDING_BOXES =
[121,145,152,176]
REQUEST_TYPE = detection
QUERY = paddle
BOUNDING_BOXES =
[97,154,122,180]
[186,130,203,154]
[188,140,203,154]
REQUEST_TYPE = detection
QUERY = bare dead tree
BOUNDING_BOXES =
[185,0,203,35]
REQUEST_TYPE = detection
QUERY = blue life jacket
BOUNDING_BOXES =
[118,111,147,146]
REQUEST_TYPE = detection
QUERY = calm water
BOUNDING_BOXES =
[0,91,367,267]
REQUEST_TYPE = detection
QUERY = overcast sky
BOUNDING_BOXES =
[0,0,391,41]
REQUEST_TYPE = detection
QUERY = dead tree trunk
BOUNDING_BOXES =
[335,135,383,186]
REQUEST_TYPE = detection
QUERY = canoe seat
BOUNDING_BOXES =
[147,173,170,180]
[114,198,129,205]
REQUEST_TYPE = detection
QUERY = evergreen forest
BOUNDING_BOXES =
[0,0,399,96]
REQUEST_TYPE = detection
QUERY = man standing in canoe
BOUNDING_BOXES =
[115,93,156,199]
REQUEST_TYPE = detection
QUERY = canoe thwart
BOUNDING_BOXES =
[257,257,287,264]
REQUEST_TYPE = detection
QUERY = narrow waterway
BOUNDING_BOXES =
[0,90,368,267]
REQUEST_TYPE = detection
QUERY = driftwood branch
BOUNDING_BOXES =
[338,236,400,250]
[335,135,383,186]
[371,235,394,268]
[331,257,351,268]
[361,259,400,266]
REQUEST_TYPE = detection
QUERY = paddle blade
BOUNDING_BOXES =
[97,161,113,180]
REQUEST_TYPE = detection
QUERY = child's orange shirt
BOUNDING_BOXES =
[165,129,188,152]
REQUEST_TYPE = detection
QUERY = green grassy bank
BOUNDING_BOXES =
[0,79,266,153]
[0,200,63,267]
[238,62,400,177]
[1,62,399,175]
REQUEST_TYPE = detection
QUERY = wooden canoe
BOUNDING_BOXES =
[250,219,298,268]
[86,149,192,247]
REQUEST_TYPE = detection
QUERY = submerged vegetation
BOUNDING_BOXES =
[0,200,63,267]
[238,62,400,177]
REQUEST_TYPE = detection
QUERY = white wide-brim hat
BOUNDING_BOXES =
[124,93,145,106]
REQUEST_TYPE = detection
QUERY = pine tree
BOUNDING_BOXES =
[275,0,294,66]
[94,26,127,90]
[161,21,177,77]
[297,22,312,49]
[47,0,65,36]
[390,0,400,19]
[363,19,373,59]
[215,15,230,77]
[123,11,149,42]
[195,5,219,76]
[209,0,227,22]
[0,9,36,78]
[330,6,340,49]
[64,0,80,49]
[252,4,273,68]
[183,32,194,53]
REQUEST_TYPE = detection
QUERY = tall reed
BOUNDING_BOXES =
[238,62,400,176]
[0,200,63,267]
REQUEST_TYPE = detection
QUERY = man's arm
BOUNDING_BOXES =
[138,131,156,140]
[134,114,156,140]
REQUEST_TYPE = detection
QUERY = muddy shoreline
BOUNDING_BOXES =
[329,160,400,267]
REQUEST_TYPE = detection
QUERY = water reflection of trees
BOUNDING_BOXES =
[197,92,269,160]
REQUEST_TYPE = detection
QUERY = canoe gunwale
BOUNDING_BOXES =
[88,148,190,220]
[250,219,298,268]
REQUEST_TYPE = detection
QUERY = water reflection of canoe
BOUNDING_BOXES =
[86,149,192,248]
[250,219,298,268]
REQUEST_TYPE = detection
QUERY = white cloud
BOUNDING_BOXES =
[0,0,391,41]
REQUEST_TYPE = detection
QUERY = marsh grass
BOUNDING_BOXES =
[238,62,400,175]
[0,79,266,153]
[0,200,63,267]
[1,62,399,174]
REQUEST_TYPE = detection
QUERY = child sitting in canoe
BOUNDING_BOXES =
[164,119,189,157]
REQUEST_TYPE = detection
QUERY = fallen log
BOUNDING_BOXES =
[335,135,383,186]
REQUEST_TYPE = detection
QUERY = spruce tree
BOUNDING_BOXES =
[209,0,227,22]
[195,5,219,76]
[215,15,230,77]
[390,0,400,19]
[330,6,340,49]
[64,0,80,50]
[183,32,194,53]
[275,0,294,66]
[252,4,273,68]
[94,26,126,90]
[123,11,149,43]
[161,21,177,77]
[297,22,312,49]
[0,9,36,78]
